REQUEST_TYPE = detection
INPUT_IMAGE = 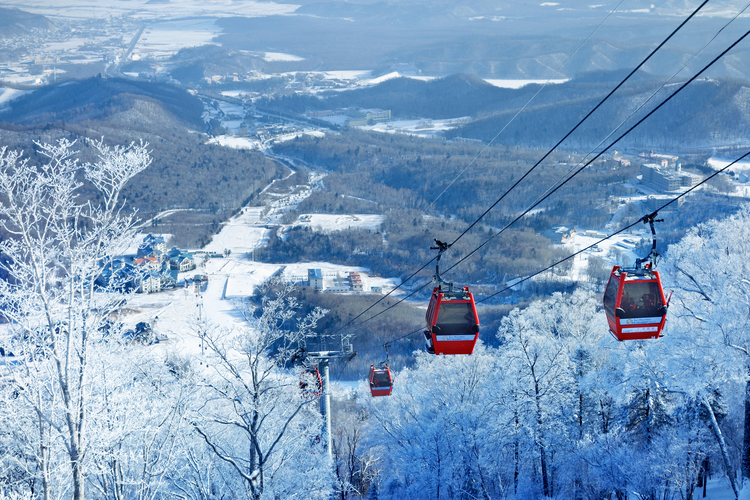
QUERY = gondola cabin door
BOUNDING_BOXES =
[603,266,668,341]
[425,286,480,355]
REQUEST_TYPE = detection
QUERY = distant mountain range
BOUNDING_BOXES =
[268,71,750,151]
[0,8,54,38]
[0,76,205,131]
[218,0,750,80]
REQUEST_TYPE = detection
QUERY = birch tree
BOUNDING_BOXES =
[189,279,333,500]
[648,204,750,496]
[0,139,150,500]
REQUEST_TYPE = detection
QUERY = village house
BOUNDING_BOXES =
[349,272,364,291]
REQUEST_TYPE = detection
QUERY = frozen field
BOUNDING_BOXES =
[290,214,384,233]
[358,118,471,138]
[132,19,221,60]
[2,0,297,21]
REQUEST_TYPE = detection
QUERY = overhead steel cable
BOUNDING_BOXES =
[532,0,749,222]
[439,0,709,251]
[441,27,750,281]
[328,0,709,338]
[337,27,750,340]
[476,149,750,303]
[352,148,750,354]
[424,0,628,213]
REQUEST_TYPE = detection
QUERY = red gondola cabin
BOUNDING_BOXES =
[425,286,480,355]
[300,367,322,398]
[603,266,668,341]
[369,364,393,397]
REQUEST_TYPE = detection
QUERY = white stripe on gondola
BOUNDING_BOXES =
[434,335,478,341]
[620,317,663,325]
[621,326,659,333]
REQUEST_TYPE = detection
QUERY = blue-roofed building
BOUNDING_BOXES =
[308,269,323,290]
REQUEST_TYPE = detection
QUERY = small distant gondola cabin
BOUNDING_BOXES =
[603,265,668,341]
[369,364,393,397]
[425,286,480,355]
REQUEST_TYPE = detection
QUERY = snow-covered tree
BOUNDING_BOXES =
[497,289,604,498]
[0,139,151,500]
[652,204,750,496]
[366,346,504,500]
[188,279,333,500]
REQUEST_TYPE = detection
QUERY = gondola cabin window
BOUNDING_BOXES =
[436,302,477,335]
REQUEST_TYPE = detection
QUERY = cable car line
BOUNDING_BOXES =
[424,0,628,213]
[527,1,750,226]
[476,149,750,304]
[346,26,750,339]
[348,148,750,358]
[439,27,750,283]
[328,2,710,339]
[337,31,750,344]
[316,8,750,386]
[435,0,709,253]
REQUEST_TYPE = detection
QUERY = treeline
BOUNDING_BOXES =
[263,71,661,121]
[270,284,520,378]
[257,207,573,287]
[0,78,284,247]
[0,76,206,130]
[273,129,629,228]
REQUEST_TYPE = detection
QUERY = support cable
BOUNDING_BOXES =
[328,0,709,337]
[441,28,750,280]
[475,149,750,303]
[352,148,750,355]
[532,0,749,221]
[337,29,750,340]
[425,0,627,212]
[440,0,709,251]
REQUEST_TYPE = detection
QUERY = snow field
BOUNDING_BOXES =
[291,214,384,233]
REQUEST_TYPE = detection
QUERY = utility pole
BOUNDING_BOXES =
[307,345,356,481]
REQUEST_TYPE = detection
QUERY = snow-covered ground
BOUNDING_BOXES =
[207,135,261,150]
[485,78,569,88]
[3,0,297,21]
[119,167,396,360]
[290,214,384,233]
[132,19,221,60]
[708,156,750,171]
[562,230,642,282]
[263,52,305,62]
[357,117,471,138]
[0,88,30,109]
